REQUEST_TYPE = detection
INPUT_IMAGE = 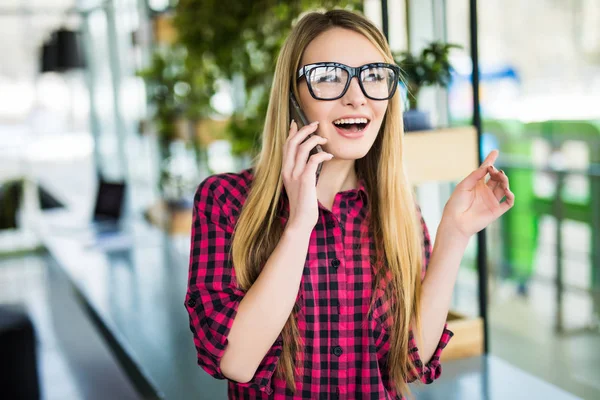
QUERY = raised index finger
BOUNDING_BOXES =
[457,149,500,189]
[481,149,499,168]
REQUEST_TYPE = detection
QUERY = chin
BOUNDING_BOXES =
[325,133,375,160]
[329,147,370,160]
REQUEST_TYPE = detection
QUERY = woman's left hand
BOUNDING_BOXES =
[441,149,515,241]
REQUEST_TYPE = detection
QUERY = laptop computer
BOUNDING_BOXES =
[47,177,126,234]
[90,178,126,235]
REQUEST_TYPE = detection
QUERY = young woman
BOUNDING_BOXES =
[185,9,514,400]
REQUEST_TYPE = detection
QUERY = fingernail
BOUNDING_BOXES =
[310,121,319,125]
[500,169,505,174]
[290,119,295,128]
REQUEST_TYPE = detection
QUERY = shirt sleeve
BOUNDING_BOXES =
[406,206,454,384]
[184,176,283,394]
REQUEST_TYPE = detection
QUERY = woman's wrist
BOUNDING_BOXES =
[284,220,314,239]
[437,217,471,250]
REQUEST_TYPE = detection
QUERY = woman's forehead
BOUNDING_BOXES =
[300,27,385,67]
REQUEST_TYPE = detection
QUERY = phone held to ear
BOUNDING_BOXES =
[289,92,324,182]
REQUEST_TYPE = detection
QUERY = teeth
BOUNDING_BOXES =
[333,117,369,125]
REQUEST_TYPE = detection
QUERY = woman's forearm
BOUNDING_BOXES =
[410,150,513,366]
[220,222,312,383]
[412,219,470,364]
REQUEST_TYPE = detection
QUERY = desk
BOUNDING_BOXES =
[38,209,224,400]
[38,210,581,400]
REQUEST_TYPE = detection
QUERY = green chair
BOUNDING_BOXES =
[483,119,539,293]
[526,120,600,329]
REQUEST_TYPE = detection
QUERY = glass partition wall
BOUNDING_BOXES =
[78,0,159,215]
[446,1,600,399]
[372,2,600,398]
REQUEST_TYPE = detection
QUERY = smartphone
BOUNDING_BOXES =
[289,92,324,182]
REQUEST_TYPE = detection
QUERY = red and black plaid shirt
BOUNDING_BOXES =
[185,168,453,399]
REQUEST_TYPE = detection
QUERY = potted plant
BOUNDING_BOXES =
[393,41,462,131]
[174,0,363,160]
[137,44,214,207]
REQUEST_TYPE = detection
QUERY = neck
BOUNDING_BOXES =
[316,158,358,210]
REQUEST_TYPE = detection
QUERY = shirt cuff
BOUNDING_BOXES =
[407,323,454,384]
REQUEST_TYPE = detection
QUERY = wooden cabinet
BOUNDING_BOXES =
[442,311,484,361]
[404,126,479,185]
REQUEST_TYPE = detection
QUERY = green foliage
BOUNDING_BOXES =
[137,45,216,146]
[393,41,462,110]
[137,44,218,198]
[175,0,363,157]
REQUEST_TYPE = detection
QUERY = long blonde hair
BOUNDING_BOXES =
[230,9,425,399]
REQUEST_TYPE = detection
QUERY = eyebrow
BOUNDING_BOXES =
[308,60,386,67]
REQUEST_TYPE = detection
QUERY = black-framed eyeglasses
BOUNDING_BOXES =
[297,62,401,101]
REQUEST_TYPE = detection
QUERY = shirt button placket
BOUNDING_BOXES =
[329,213,346,399]
[331,345,343,357]
[335,241,348,398]
[330,258,340,272]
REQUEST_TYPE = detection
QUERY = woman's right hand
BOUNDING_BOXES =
[282,120,334,231]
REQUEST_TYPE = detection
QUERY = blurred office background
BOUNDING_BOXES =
[0,0,599,399]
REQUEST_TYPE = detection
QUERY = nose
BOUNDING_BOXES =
[341,77,367,107]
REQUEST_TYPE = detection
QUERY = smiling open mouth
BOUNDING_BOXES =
[332,118,370,133]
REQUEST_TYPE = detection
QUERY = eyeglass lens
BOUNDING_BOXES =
[307,65,397,100]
